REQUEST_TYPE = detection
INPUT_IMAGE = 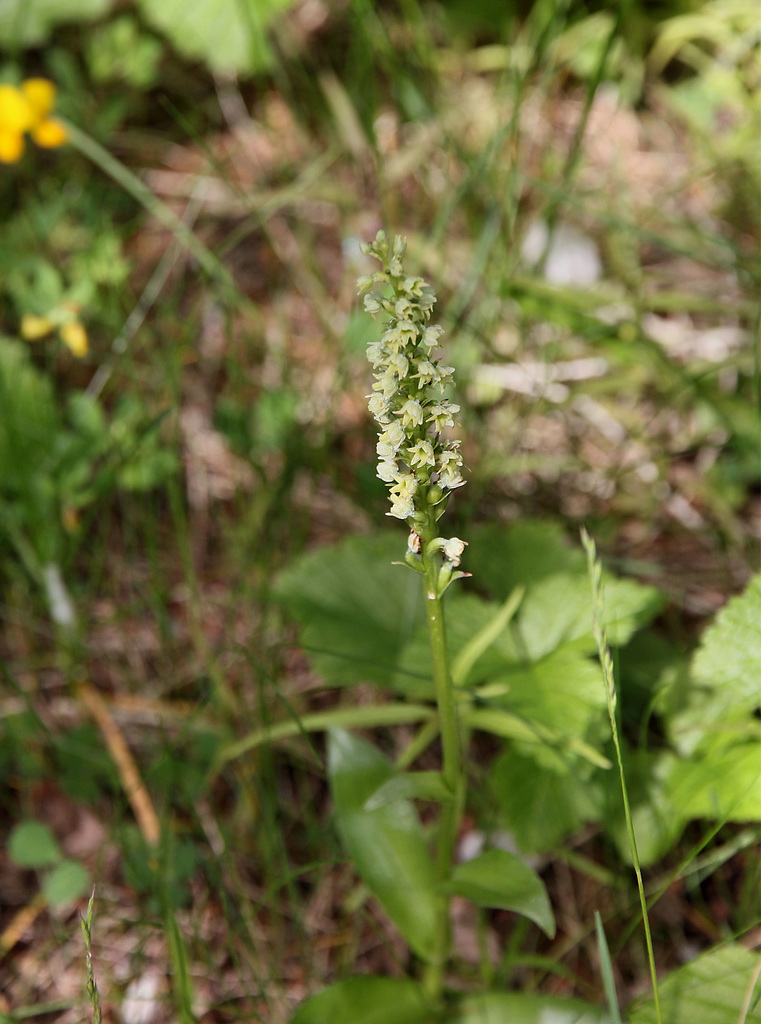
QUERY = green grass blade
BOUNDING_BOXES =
[595,910,623,1024]
[452,586,524,687]
[213,703,435,770]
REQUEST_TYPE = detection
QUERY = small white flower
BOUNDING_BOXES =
[394,296,416,320]
[390,473,417,505]
[377,421,405,458]
[413,360,439,385]
[383,323,418,349]
[438,444,462,468]
[408,439,436,468]
[388,498,414,520]
[366,341,386,367]
[395,472,418,495]
[377,458,400,483]
[438,450,465,489]
[428,402,459,431]
[441,537,467,565]
[398,398,425,427]
[374,372,398,398]
[402,276,432,300]
[421,324,443,349]
[383,420,405,447]
[388,474,417,519]
[368,392,391,422]
[440,468,465,489]
[387,352,409,378]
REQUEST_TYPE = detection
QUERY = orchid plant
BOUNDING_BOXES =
[284,235,560,1021]
[359,230,470,994]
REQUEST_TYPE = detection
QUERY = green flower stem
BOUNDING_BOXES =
[422,515,464,999]
[358,231,468,999]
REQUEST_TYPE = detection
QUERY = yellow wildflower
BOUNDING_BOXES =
[20,301,89,358]
[60,321,88,358]
[0,85,33,162]
[20,313,56,340]
[0,78,67,164]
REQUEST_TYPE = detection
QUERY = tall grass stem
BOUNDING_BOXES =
[582,529,662,1024]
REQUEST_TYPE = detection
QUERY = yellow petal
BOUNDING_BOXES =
[32,117,68,149]
[0,127,24,163]
[21,313,55,339]
[0,84,34,133]
[60,321,88,358]
[21,78,56,121]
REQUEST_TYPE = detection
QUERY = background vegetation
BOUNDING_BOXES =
[0,0,759,1021]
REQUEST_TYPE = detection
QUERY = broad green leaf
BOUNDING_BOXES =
[137,0,292,75]
[692,574,761,715]
[275,534,424,688]
[8,821,62,869]
[516,572,662,661]
[276,531,659,701]
[478,647,607,743]
[628,943,761,1024]
[661,681,760,759]
[491,748,601,853]
[328,730,439,962]
[658,581,761,761]
[450,991,609,1023]
[290,977,433,1024]
[467,521,586,597]
[42,859,89,907]
[0,0,110,48]
[443,848,555,938]
[667,737,761,822]
[660,685,718,756]
[364,771,453,811]
[617,630,688,725]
